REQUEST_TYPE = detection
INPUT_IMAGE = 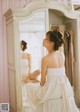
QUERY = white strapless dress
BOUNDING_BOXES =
[20,58,29,76]
[20,58,29,107]
[26,67,79,112]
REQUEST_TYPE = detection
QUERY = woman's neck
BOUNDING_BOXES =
[20,50,25,54]
[47,46,53,53]
[48,49,55,54]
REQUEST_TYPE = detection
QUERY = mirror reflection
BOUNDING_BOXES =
[19,11,46,110]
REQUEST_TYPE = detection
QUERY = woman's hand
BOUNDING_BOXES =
[22,75,30,84]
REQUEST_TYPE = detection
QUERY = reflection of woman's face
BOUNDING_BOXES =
[20,41,22,49]
[20,42,24,51]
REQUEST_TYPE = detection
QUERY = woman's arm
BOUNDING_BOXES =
[27,54,31,75]
[40,57,47,86]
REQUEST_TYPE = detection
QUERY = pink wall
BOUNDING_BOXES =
[0,0,31,103]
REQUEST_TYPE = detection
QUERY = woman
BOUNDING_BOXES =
[26,31,79,112]
[20,40,40,83]
[20,40,40,107]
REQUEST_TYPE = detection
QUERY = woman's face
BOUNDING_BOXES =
[43,36,51,48]
[43,35,54,50]
[20,42,24,50]
[20,41,22,49]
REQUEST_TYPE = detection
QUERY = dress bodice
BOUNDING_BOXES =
[46,67,66,82]
[20,58,29,76]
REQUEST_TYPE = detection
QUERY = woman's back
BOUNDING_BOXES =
[46,51,65,68]
[20,52,29,76]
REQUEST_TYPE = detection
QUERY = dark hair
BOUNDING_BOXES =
[46,31,64,51]
[21,40,27,51]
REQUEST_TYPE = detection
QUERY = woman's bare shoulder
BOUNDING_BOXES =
[22,52,31,59]
[42,55,49,62]
[57,51,65,60]
[26,53,31,59]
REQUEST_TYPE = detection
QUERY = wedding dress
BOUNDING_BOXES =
[20,58,29,77]
[26,67,79,112]
[20,55,29,107]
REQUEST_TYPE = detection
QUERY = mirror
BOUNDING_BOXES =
[18,10,46,111]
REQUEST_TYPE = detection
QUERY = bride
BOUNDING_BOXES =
[20,40,40,107]
[26,31,79,112]
[20,40,40,83]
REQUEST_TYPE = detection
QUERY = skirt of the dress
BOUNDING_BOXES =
[22,84,29,107]
[36,96,79,112]
[26,68,80,112]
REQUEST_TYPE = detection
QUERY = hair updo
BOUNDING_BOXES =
[21,40,27,51]
[46,31,64,51]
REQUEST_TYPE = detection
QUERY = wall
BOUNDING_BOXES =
[0,0,31,103]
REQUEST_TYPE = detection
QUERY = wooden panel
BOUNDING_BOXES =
[6,20,14,65]
[6,18,16,112]
[8,69,16,112]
